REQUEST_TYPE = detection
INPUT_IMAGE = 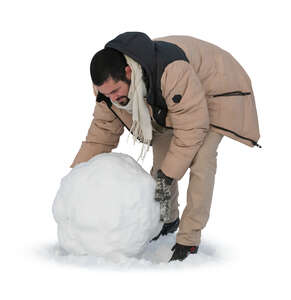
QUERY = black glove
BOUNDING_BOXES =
[169,243,199,262]
[154,169,173,222]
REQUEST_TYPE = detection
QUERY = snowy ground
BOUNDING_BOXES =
[2,131,289,299]
[39,233,219,270]
[1,0,291,299]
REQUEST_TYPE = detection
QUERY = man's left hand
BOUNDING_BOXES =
[154,169,173,222]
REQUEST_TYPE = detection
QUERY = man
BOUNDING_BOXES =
[70,32,261,262]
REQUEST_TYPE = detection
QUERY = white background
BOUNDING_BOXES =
[1,0,290,299]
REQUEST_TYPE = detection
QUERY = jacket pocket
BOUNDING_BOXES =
[211,90,251,98]
[207,92,250,133]
[207,90,260,143]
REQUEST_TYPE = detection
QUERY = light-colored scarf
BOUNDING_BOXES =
[112,55,152,161]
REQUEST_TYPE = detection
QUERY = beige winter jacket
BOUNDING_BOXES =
[70,35,260,180]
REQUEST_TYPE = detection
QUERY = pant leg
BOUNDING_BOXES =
[176,130,223,246]
[151,128,179,222]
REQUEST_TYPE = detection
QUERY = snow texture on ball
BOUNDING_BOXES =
[52,153,162,258]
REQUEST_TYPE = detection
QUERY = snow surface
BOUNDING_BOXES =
[52,153,163,258]
[41,233,221,270]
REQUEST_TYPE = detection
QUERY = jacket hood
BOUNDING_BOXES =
[105,32,155,97]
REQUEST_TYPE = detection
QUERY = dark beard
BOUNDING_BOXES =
[116,96,130,106]
[116,79,131,106]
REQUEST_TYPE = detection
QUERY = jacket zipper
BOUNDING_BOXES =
[109,104,262,148]
[99,97,146,144]
[210,123,262,148]
[99,96,261,148]
[209,91,261,147]
[211,91,251,98]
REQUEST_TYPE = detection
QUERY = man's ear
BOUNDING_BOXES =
[125,65,132,80]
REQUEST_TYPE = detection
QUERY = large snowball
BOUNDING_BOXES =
[52,153,162,258]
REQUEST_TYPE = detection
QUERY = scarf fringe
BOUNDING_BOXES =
[129,121,151,162]
[115,55,153,163]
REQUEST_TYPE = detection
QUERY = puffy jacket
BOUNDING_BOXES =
[70,32,260,180]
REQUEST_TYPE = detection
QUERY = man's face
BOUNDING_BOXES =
[95,66,131,106]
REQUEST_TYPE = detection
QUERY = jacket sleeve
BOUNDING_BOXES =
[160,60,210,180]
[70,100,124,168]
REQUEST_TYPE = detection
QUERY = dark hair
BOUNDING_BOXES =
[90,48,128,86]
